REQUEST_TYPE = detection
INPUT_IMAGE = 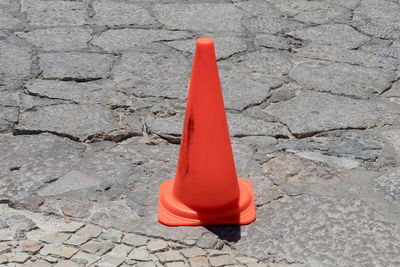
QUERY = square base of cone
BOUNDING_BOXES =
[158,178,256,226]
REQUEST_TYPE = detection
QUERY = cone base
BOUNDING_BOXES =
[158,178,256,226]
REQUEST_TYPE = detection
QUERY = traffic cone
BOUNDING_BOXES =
[158,38,256,226]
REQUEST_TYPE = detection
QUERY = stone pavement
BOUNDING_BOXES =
[1,0,400,266]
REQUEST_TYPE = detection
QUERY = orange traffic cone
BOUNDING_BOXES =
[158,38,256,226]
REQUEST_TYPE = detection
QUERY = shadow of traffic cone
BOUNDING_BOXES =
[158,38,256,226]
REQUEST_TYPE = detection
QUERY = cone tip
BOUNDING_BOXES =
[196,38,214,47]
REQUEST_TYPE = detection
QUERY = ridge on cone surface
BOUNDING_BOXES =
[157,37,256,226]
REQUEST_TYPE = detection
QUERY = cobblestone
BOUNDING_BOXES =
[147,239,168,253]
[122,234,149,247]
[50,245,79,259]
[156,250,185,263]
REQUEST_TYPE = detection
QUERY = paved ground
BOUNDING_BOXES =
[1,0,400,266]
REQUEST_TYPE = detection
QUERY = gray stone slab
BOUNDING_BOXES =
[277,132,384,162]
[39,52,114,80]
[233,195,400,265]
[288,24,370,49]
[24,79,129,107]
[233,0,281,17]
[233,49,293,76]
[243,17,302,34]
[145,117,182,144]
[0,105,18,133]
[325,0,360,9]
[166,37,247,60]
[0,40,31,88]
[267,83,299,104]
[21,0,87,27]
[290,60,396,97]
[226,113,289,138]
[220,70,282,111]
[372,47,400,59]
[0,8,21,29]
[90,0,156,26]
[153,3,244,32]
[91,29,191,53]
[4,214,36,231]
[16,27,92,51]
[254,34,291,50]
[353,20,400,39]
[374,167,400,202]
[353,0,400,21]
[0,135,84,200]
[19,93,66,112]
[271,0,351,24]
[263,91,400,137]
[37,170,105,196]
[383,80,400,97]
[16,104,141,142]
[112,51,190,99]
[146,112,289,140]
[296,44,400,70]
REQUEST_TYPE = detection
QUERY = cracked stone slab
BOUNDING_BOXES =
[146,113,289,141]
[19,93,66,113]
[277,132,384,162]
[325,0,359,9]
[0,40,31,89]
[37,170,105,196]
[226,113,289,138]
[254,34,291,50]
[24,79,130,107]
[288,24,370,49]
[232,49,293,76]
[87,200,140,228]
[353,0,400,22]
[382,129,400,161]
[372,47,400,59]
[0,135,85,200]
[15,104,142,142]
[79,142,178,188]
[233,195,400,265]
[263,91,400,137]
[248,175,284,207]
[296,44,400,70]
[242,17,302,34]
[0,101,18,133]
[90,0,156,26]
[91,29,191,53]
[374,167,400,202]
[267,83,299,104]
[233,0,281,17]
[4,214,36,232]
[220,70,282,111]
[271,0,351,24]
[262,152,353,196]
[153,3,244,32]
[290,60,397,97]
[39,52,114,80]
[16,27,92,51]
[383,80,400,97]
[145,118,182,144]
[0,8,21,29]
[112,51,190,99]
[21,0,88,27]
[166,37,247,60]
[353,20,400,39]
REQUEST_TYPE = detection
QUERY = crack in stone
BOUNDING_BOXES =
[13,128,81,142]
[24,88,76,103]
[380,77,400,95]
